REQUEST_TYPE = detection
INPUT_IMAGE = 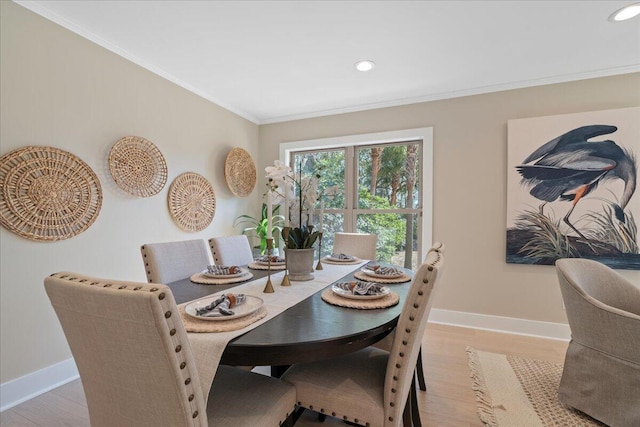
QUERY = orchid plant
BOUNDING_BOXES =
[265,159,322,249]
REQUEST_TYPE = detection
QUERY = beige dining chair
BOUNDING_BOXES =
[140,239,211,284]
[555,258,640,427]
[333,232,378,260]
[373,242,445,392]
[44,272,296,427]
[209,235,255,266]
[282,244,445,427]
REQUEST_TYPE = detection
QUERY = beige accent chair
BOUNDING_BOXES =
[555,258,640,427]
[333,232,378,260]
[141,239,211,284]
[44,272,296,427]
[209,235,255,266]
[282,243,445,427]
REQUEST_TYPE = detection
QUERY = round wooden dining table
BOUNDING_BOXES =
[166,264,413,370]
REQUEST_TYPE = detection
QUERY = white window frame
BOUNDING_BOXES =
[279,127,433,261]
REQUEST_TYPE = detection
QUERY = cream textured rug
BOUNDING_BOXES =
[466,347,606,427]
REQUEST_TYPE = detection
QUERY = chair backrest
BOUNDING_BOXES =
[384,243,444,426]
[555,258,640,363]
[141,239,211,284]
[333,232,378,260]
[44,273,207,427]
[208,235,254,266]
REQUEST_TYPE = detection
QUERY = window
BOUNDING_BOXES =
[282,128,433,268]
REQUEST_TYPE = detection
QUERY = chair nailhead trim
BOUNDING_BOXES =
[188,394,194,401]
[134,286,141,290]
[418,290,423,295]
[399,352,404,357]
[159,293,165,300]
[104,284,112,287]
[428,266,433,271]
[409,316,414,321]
[165,311,172,318]
[309,405,313,410]
[180,362,186,369]
[170,329,176,336]
[119,286,126,289]
[175,345,182,352]
[413,303,419,308]
[150,287,158,292]
[354,419,359,423]
[320,409,325,413]
[390,402,395,407]
[332,412,336,416]
[389,417,394,421]
[185,378,191,385]
[393,375,398,380]
[392,388,396,393]
[192,411,198,418]
[343,416,348,420]
[405,328,411,333]
[402,340,407,345]
[423,278,429,283]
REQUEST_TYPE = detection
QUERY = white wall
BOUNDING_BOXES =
[0,1,260,384]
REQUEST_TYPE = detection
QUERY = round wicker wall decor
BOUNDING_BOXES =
[168,172,216,232]
[224,148,256,197]
[0,146,103,241]
[108,136,167,197]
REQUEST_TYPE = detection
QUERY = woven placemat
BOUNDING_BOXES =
[179,305,267,333]
[321,288,399,309]
[168,172,216,232]
[354,271,411,284]
[322,257,362,265]
[108,136,167,197]
[224,148,256,197]
[248,261,286,271]
[189,271,254,285]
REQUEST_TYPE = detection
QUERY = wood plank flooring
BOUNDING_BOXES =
[0,323,568,426]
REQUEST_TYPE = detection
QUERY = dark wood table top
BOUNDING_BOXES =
[167,264,413,366]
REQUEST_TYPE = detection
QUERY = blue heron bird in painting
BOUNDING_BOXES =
[516,124,637,250]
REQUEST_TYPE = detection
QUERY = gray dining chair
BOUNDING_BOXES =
[555,258,640,427]
[209,235,254,266]
[44,272,296,427]
[282,243,445,427]
[333,232,378,260]
[140,239,211,284]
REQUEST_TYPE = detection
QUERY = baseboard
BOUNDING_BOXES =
[0,309,570,412]
[429,308,571,341]
[0,358,79,412]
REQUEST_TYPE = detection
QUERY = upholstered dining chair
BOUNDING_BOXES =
[44,272,296,427]
[333,232,378,260]
[555,258,640,427]
[282,244,445,427]
[140,239,211,284]
[374,242,445,392]
[209,235,254,266]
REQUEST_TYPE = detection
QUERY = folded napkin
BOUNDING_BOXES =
[255,255,285,263]
[365,264,401,276]
[206,265,241,276]
[195,294,246,317]
[335,281,385,296]
[330,253,355,260]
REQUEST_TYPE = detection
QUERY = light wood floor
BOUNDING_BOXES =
[0,323,568,427]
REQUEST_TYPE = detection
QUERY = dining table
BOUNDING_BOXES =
[167,260,414,378]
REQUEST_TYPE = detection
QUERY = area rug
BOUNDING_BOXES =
[466,347,606,427]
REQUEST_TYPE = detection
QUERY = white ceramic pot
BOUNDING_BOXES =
[285,248,315,281]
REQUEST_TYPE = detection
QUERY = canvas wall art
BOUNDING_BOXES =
[506,107,639,270]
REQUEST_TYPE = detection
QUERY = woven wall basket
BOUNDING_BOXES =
[0,146,103,241]
[224,147,256,197]
[168,172,216,232]
[108,136,168,197]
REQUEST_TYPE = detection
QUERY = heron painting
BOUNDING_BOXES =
[506,107,639,270]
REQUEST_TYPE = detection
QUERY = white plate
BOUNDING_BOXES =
[202,267,247,279]
[256,258,285,266]
[331,283,390,300]
[361,266,404,279]
[185,295,264,321]
[326,255,360,262]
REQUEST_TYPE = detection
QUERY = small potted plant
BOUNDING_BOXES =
[233,203,284,256]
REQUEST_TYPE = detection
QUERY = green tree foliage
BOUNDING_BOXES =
[357,189,406,262]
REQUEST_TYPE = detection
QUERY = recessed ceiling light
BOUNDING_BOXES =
[355,60,375,72]
[609,2,640,21]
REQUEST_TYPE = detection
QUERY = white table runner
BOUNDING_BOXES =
[184,260,368,403]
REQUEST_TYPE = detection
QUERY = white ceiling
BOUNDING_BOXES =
[15,1,640,124]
